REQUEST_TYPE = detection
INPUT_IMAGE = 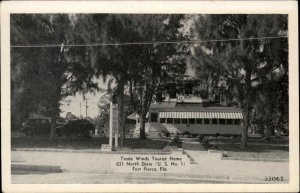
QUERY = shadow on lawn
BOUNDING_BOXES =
[123,138,169,149]
[205,137,289,160]
[207,137,289,153]
[206,136,289,160]
[11,136,107,149]
[211,143,289,153]
[11,136,169,150]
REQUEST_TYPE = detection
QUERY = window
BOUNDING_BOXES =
[181,119,188,124]
[169,91,177,98]
[212,119,218,124]
[234,119,241,125]
[150,113,158,123]
[167,83,177,98]
[219,119,226,125]
[204,119,210,124]
[226,119,233,125]
[160,118,166,123]
[185,83,193,95]
[200,90,209,99]
[199,83,208,90]
[174,118,181,124]
[196,119,202,124]
[189,118,195,124]
[167,118,173,124]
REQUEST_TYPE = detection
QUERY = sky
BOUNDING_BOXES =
[60,78,108,118]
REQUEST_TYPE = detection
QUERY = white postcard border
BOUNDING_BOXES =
[1,1,299,192]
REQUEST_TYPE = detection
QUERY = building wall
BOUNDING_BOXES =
[134,122,242,138]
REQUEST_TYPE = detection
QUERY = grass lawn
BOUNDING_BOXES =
[206,136,289,160]
[11,136,169,151]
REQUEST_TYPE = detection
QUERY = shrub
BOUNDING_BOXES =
[58,119,94,139]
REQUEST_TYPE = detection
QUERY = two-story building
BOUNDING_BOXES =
[132,77,243,138]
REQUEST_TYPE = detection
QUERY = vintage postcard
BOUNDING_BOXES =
[1,1,299,192]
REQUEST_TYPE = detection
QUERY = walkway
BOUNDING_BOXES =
[181,138,206,151]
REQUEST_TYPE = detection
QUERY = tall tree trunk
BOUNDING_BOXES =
[49,82,61,144]
[49,115,57,144]
[117,79,125,146]
[139,113,146,139]
[49,45,64,144]
[241,71,252,148]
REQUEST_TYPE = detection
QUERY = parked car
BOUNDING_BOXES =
[20,118,51,136]
[56,119,95,139]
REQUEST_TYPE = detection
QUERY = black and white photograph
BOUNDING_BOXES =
[1,1,299,192]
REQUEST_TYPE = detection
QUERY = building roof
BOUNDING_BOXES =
[127,112,137,120]
[127,112,149,119]
[159,111,243,119]
[150,102,177,109]
[150,102,242,113]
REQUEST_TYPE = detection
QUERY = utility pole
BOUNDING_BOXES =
[80,102,82,118]
[85,99,88,118]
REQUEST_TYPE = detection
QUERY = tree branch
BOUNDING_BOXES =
[65,73,74,84]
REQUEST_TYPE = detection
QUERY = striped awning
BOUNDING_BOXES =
[159,111,243,119]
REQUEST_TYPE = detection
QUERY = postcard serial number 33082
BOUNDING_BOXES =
[265,176,284,181]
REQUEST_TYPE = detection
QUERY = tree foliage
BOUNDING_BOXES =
[11,14,99,140]
[73,14,138,144]
[127,15,188,138]
[73,14,188,141]
[191,14,288,147]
